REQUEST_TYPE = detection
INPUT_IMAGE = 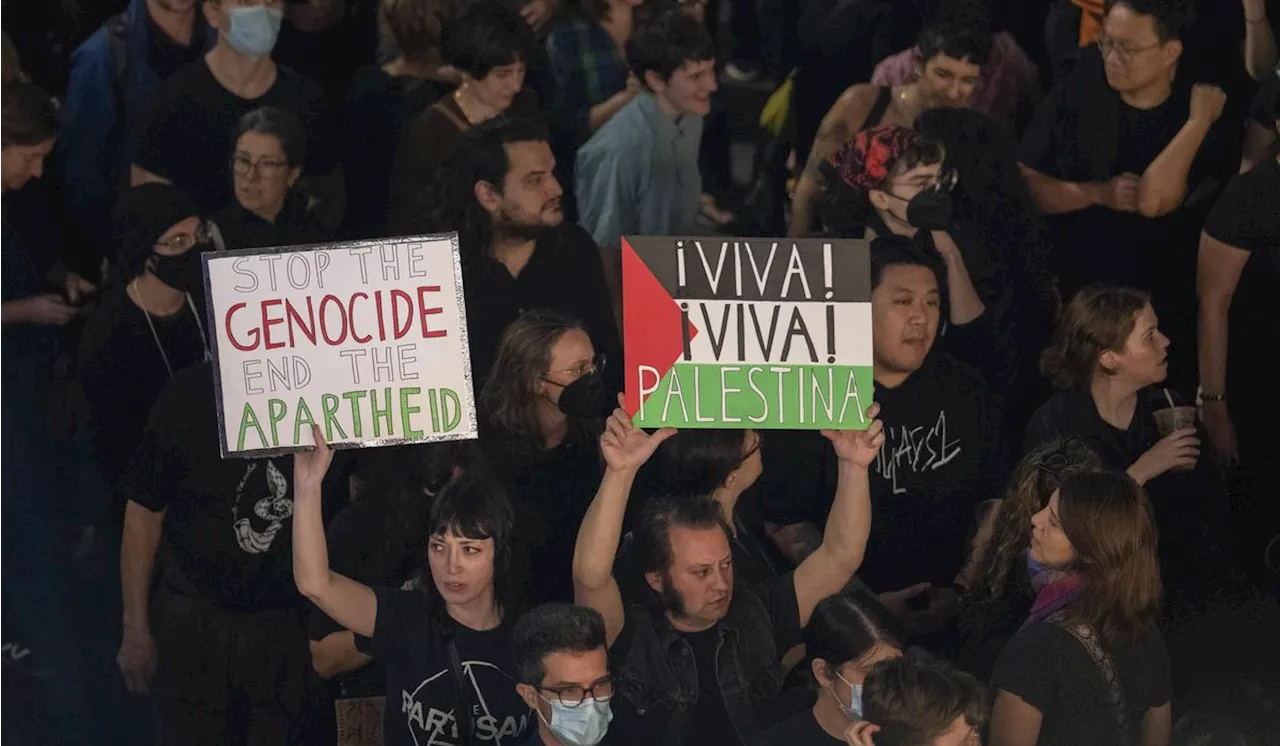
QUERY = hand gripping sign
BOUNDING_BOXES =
[204,234,478,457]
[623,236,874,430]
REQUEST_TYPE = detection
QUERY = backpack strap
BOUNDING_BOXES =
[443,627,475,746]
[1047,611,1131,742]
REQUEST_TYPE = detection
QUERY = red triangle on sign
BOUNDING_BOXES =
[623,237,699,417]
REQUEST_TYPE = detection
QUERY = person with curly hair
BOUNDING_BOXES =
[956,437,1104,681]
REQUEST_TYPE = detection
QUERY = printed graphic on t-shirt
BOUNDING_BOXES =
[397,658,529,746]
[874,410,962,495]
[231,459,293,554]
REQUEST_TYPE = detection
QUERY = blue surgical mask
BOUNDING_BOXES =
[831,673,863,720]
[538,695,612,746]
[226,5,284,58]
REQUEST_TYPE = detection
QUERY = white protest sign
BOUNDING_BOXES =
[203,234,477,457]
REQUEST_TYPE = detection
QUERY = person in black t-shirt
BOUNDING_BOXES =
[990,471,1171,746]
[210,106,329,250]
[1241,69,1279,170]
[510,603,615,746]
[765,241,1008,635]
[404,116,621,391]
[1020,0,1232,391]
[572,396,885,746]
[754,589,903,746]
[479,309,608,607]
[131,0,339,219]
[79,184,210,501]
[295,437,533,746]
[116,362,312,745]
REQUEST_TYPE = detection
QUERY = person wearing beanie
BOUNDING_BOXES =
[77,182,211,499]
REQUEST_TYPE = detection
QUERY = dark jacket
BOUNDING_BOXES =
[59,0,214,249]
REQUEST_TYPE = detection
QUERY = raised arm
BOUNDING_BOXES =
[574,396,676,646]
[793,404,884,627]
[1136,85,1225,218]
[293,428,378,638]
[932,231,986,325]
[1243,0,1278,80]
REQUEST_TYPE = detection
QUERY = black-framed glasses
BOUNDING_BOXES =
[154,220,212,253]
[884,167,958,201]
[538,678,614,707]
[232,154,289,179]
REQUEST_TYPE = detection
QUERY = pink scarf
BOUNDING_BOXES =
[1022,551,1083,629]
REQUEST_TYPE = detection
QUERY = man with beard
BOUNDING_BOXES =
[762,240,1008,641]
[411,116,621,391]
[572,395,885,746]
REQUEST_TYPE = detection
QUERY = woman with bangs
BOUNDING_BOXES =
[989,471,1171,746]
[293,428,533,746]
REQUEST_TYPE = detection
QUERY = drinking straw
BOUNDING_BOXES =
[1163,388,1176,410]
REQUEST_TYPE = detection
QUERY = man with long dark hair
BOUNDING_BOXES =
[405,116,621,390]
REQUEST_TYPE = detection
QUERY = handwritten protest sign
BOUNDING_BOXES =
[204,234,477,457]
[623,236,873,430]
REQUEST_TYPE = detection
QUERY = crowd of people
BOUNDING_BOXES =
[1,0,1277,743]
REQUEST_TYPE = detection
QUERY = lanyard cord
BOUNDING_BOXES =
[132,278,210,379]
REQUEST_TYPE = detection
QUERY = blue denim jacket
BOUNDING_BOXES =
[59,0,213,246]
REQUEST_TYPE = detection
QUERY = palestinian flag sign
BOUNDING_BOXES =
[623,236,874,430]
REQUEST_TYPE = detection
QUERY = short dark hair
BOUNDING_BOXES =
[654,430,752,497]
[870,236,944,293]
[1104,0,1195,42]
[1040,284,1150,391]
[806,588,903,672]
[382,0,449,63]
[443,0,536,79]
[863,648,988,746]
[513,604,608,686]
[632,495,731,577]
[419,470,517,615]
[409,115,550,264]
[918,3,994,67]
[231,106,307,168]
[627,9,715,83]
[1,81,57,146]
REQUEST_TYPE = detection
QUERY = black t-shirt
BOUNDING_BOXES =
[1248,69,1280,126]
[1021,47,1231,296]
[369,587,532,746]
[992,622,1171,746]
[133,59,337,213]
[607,572,804,745]
[119,362,299,609]
[753,709,843,746]
[340,66,449,240]
[211,194,330,251]
[463,222,622,393]
[78,282,208,488]
[683,627,739,746]
[1203,152,1280,338]
[145,14,207,82]
[760,353,1007,593]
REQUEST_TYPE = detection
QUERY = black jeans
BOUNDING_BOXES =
[152,585,308,746]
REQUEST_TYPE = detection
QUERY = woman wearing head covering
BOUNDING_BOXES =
[78,183,212,500]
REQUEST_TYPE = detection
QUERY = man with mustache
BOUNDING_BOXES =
[572,395,886,746]
[763,238,1009,641]
[409,116,622,392]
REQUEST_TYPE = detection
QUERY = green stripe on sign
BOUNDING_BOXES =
[635,362,875,429]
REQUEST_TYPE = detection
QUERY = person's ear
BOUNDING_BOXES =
[1161,39,1183,66]
[868,189,891,212]
[203,0,223,30]
[286,167,301,189]
[474,179,503,214]
[516,682,540,712]
[810,658,832,687]
[1097,348,1122,376]
[644,570,663,593]
[643,69,666,94]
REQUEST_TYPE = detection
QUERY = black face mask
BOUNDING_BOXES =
[903,190,954,231]
[553,371,609,419]
[151,248,206,294]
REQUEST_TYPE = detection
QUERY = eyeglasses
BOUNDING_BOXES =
[232,154,290,179]
[1035,435,1089,484]
[546,353,606,381]
[1094,35,1162,64]
[885,167,958,200]
[538,678,614,707]
[155,221,212,253]
[737,432,763,466]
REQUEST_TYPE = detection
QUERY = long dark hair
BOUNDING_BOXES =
[406,115,549,271]
[807,587,903,675]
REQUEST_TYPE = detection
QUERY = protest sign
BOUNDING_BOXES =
[622,236,873,430]
[204,234,477,457]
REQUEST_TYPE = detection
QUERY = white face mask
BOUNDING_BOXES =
[828,671,863,720]
[538,694,613,746]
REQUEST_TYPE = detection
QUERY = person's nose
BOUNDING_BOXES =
[713,567,730,593]
[30,160,43,180]
[446,547,464,575]
[548,174,564,199]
